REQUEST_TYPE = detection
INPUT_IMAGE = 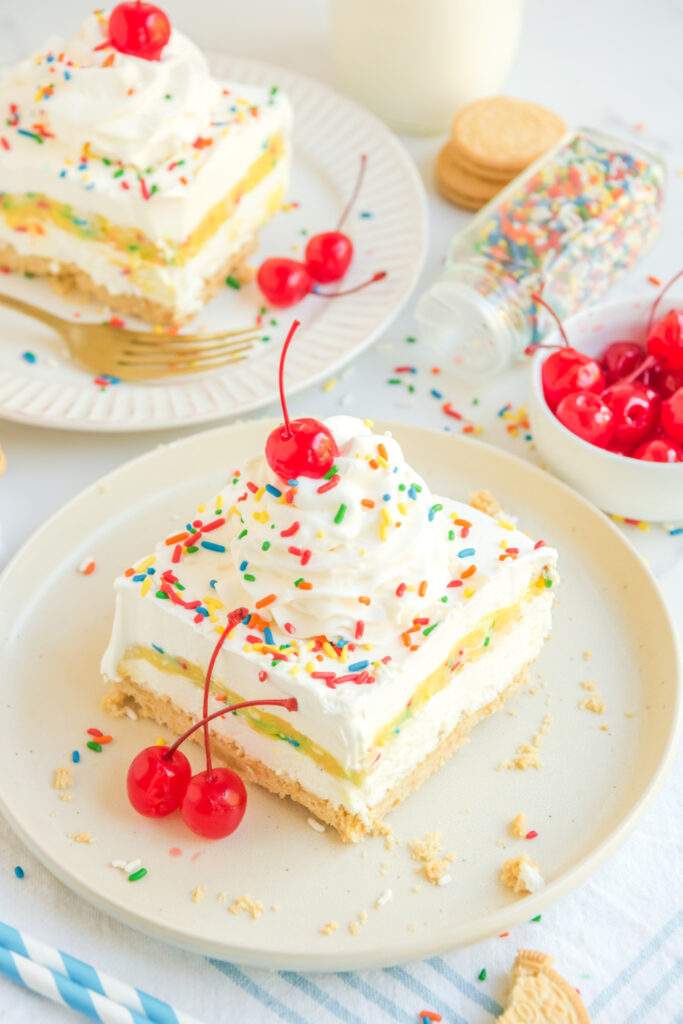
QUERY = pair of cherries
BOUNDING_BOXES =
[538,280,683,462]
[257,156,386,307]
[127,605,298,838]
[128,322,335,838]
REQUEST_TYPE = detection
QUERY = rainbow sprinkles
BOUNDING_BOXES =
[102,413,558,841]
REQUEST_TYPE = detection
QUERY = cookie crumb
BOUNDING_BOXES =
[500,855,545,896]
[229,895,263,919]
[191,885,206,903]
[500,714,552,771]
[70,832,93,844]
[270,903,281,913]
[469,489,502,517]
[53,767,72,790]
[377,822,397,850]
[409,831,442,862]
[319,920,339,936]
[509,813,527,839]
[579,680,605,714]
[582,650,592,661]
[409,831,454,885]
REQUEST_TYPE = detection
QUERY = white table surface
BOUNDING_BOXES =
[0,1,682,1022]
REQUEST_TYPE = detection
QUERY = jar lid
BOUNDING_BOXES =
[415,277,519,380]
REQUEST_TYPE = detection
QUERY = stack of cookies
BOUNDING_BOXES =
[436,96,566,212]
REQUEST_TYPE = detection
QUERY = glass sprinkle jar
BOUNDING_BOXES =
[416,127,666,379]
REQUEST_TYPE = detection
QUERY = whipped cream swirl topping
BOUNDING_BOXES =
[227,416,452,645]
[0,12,220,167]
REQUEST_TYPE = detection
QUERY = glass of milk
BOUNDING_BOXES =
[329,0,525,135]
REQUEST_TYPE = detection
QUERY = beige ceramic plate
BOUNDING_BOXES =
[0,421,679,970]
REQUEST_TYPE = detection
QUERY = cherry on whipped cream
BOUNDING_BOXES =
[265,321,339,479]
[108,2,171,61]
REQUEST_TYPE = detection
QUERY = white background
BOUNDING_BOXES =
[0,1,682,1021]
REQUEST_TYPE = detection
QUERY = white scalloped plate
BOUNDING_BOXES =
[0,421,679,970]
[0,57,426,432]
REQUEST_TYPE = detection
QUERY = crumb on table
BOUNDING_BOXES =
[191,885,206,903]
[319,920,339,936]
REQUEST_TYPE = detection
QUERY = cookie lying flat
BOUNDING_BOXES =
[451,96,566,175]
[498,949,590,1023]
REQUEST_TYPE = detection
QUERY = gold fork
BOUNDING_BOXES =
[0,292,260,381]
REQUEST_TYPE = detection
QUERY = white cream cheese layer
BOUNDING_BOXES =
[113,588,553,817]
[0,156,289,315]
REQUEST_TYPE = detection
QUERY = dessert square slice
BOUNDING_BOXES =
[102,416,558,841]
[0,12,291,325]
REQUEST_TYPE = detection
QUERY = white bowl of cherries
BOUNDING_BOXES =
[529,287,683,522]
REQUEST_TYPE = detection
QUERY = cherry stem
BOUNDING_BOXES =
[336,154,368,233]
[201,606,248,772]
[165,696,298,760]
[646,268,683,339]
[531,292,570,348]
[313,271,386,299]
[621,353,657,387]
[277,320,301,439]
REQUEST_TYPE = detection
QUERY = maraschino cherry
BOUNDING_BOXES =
[304,154,367,283]
[108,2,171,60]
[647,308,683,372]
[533,294,605,411]
[257,155,385,307]
[555,391,614,448]
[634,436,683,462]
[265,320,339,479]
[257,259,312,309]
[661,386,683,444]
[601,341,643,384]
[601,382,660,450]
[126,604,298,838]
[127,744,191,818]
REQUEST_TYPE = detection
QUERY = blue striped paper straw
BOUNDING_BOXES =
[0,946,151,1023]
[0,923,203,1024]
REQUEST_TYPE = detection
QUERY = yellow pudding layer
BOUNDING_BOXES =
[373,577,546,747]
[0,134,285,267]
[119,578,547,784]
